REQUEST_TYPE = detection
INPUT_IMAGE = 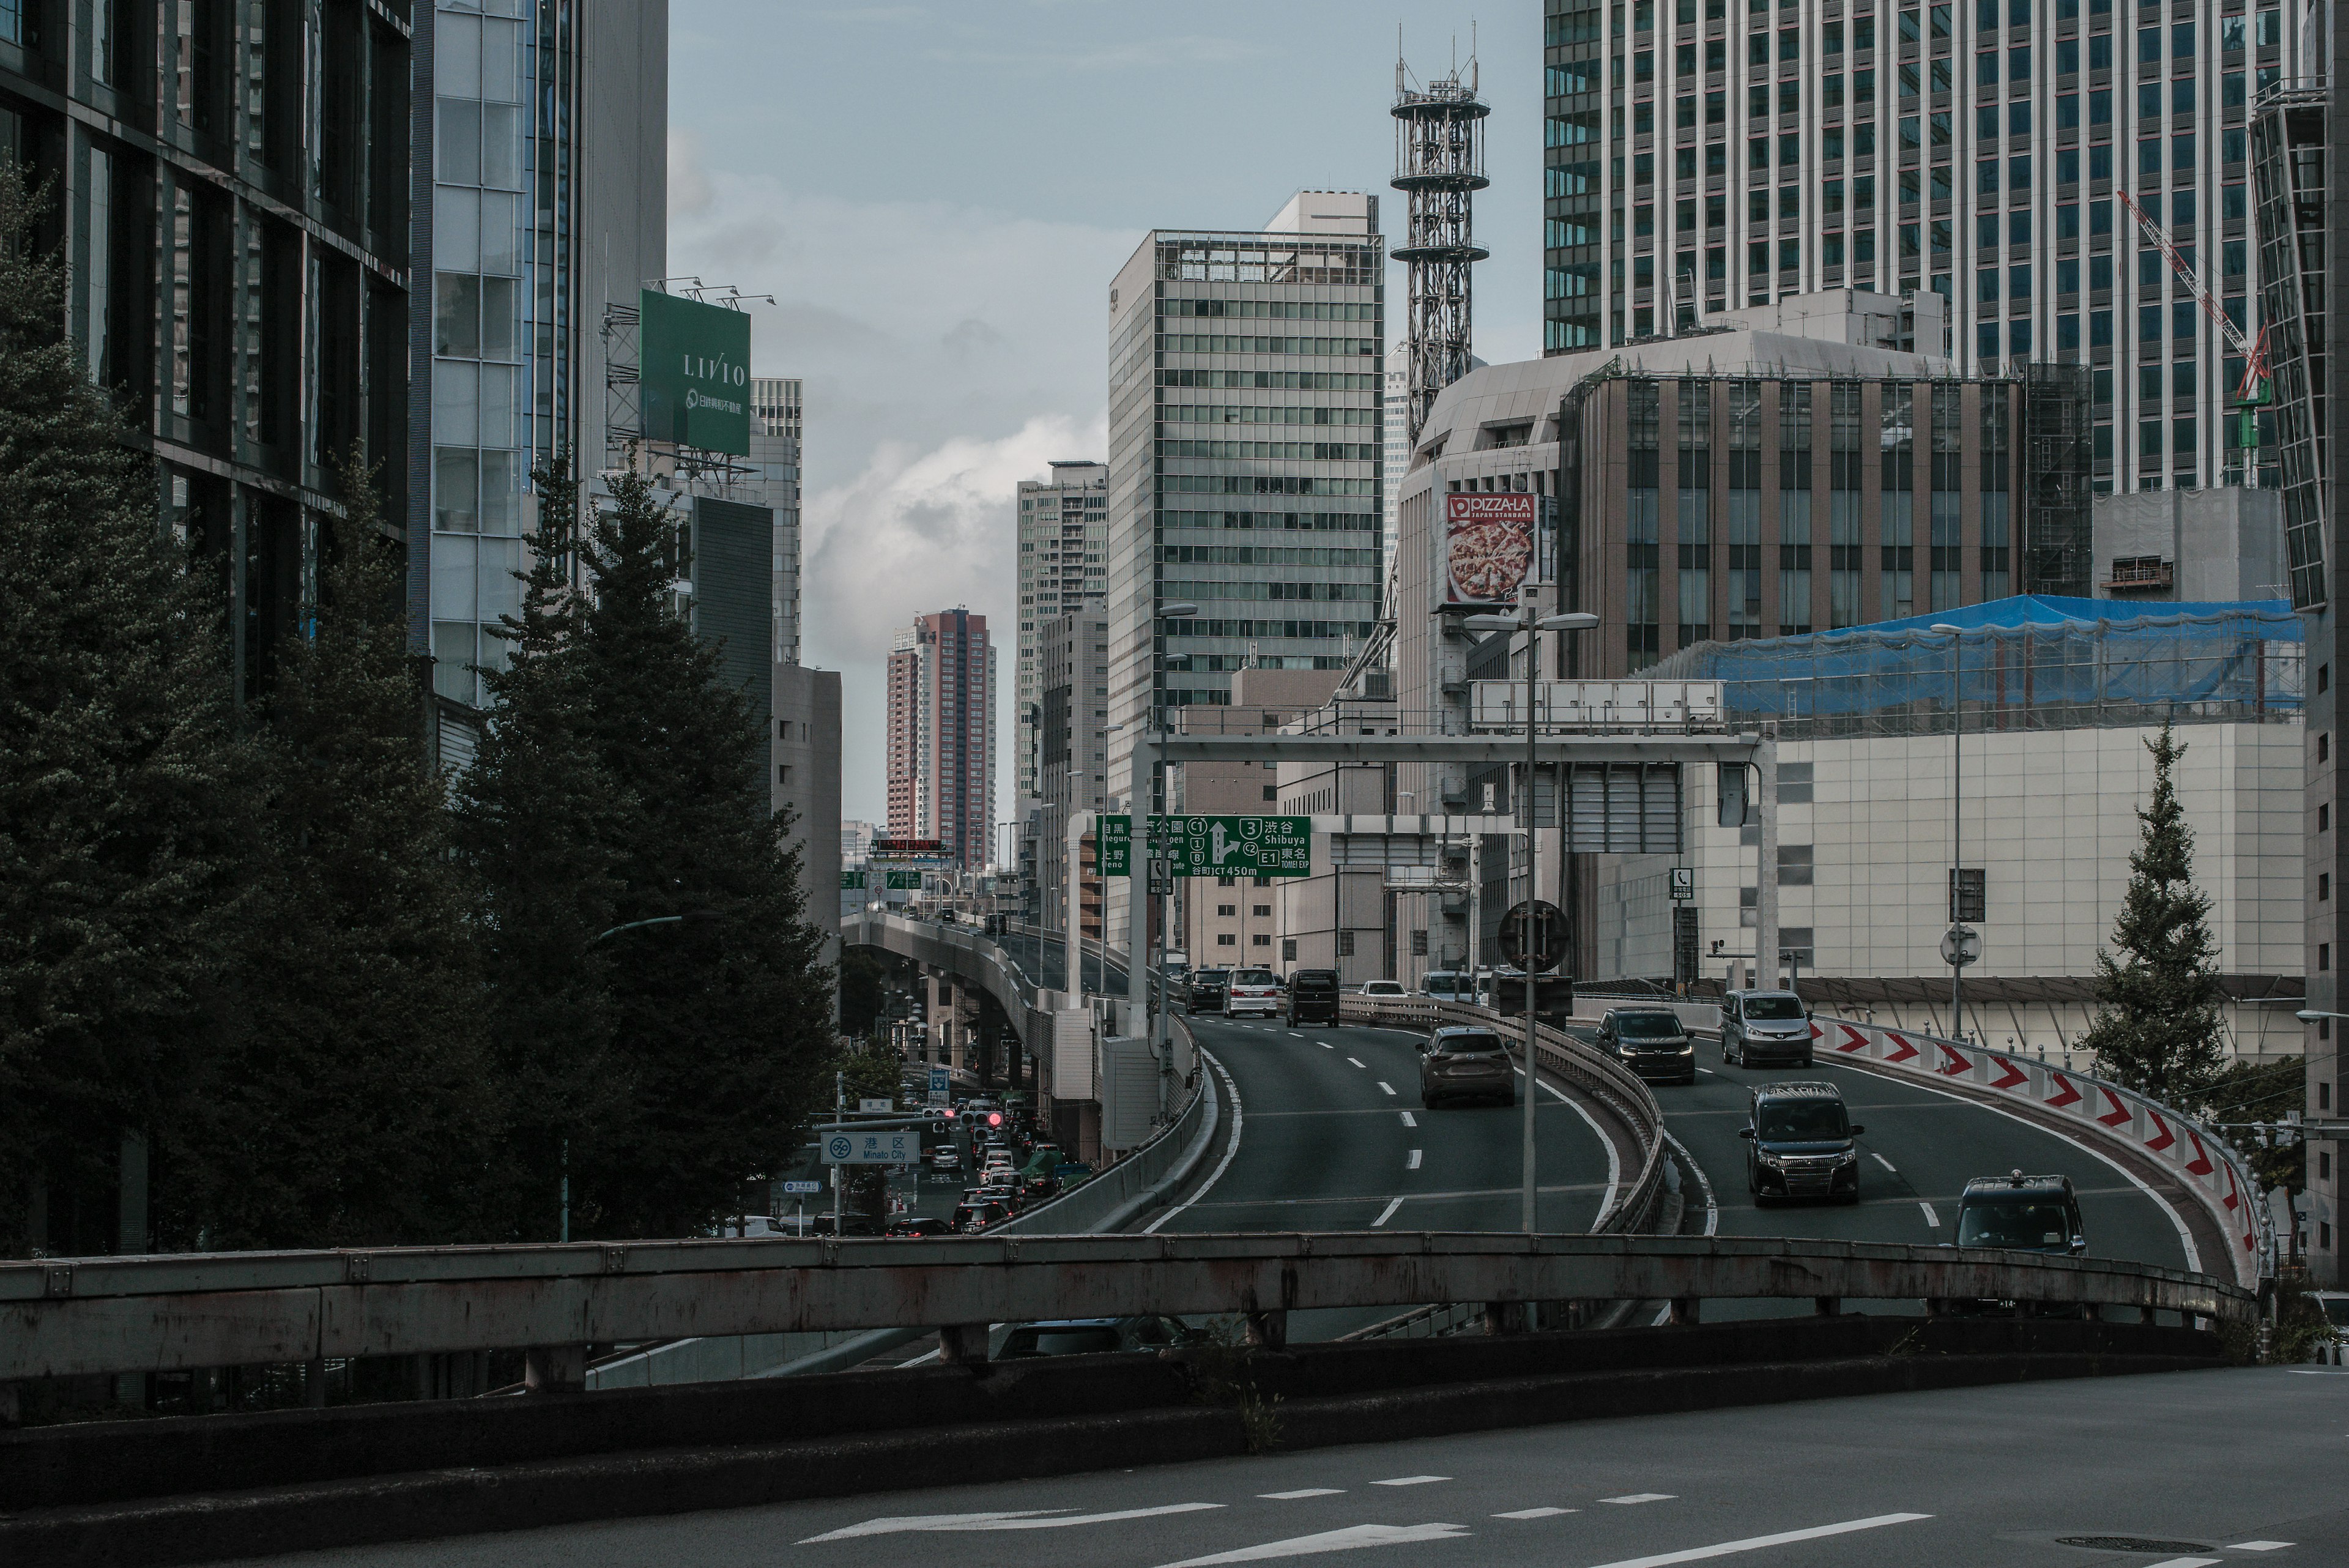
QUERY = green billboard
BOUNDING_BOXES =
[1096,815,1311,879]
[639,289,751,455]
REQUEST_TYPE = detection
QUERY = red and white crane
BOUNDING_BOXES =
[2117,187,2272,406]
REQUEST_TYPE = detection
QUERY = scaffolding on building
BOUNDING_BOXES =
[1391,49,1488,446]
[2021,363,2094,598]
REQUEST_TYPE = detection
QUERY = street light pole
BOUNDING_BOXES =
[1143,603,1198,1123]
[1931,623,1965,1041]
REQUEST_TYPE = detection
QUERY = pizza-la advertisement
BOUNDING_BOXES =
[1443,492,1538,606]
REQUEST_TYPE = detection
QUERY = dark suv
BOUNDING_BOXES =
[1417,1026,1516,1109]
[1286,968,1341,1025]
[1953,1172,2085,1254]
[1721,989,1814,1068]
[1595,1007,1697,1084]
[1187,968,1231,1013]
[1740,1080,1863,1204]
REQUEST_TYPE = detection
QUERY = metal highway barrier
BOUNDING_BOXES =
[0,1232,2251,1387]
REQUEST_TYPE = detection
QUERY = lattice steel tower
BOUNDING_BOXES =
[1391,53,1489,445]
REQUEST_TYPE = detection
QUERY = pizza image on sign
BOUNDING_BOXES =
[1444,492,1538,605]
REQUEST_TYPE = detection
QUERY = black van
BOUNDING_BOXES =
[1286,968,1341,1025]
[1740,1080,1864,1205]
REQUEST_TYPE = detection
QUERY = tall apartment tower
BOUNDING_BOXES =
[1382,364,1411,576]
[1541,0,2318,494]
[1103,193,1386,946]
[1014,461,1109,802]
[423,1,667,724]
[885,610,998,870]
[4,6,412,712]
[749,377,804,665]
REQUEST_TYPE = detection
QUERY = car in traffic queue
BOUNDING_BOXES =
[1223,967,1283,1018]
[1720,989,1816,1068]
[926,1143,962,1173]
[1359,979,1407,998]
[1740,1080,1863,1204]
[883,1216,954,1238]
[1595,1007,1699,1085]
[1189,967,1233,1014]
[1285,967,1342,1025]
[1416,1025,1518,1109]
[951,1197,1012,1233]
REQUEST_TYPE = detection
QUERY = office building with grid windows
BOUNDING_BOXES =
[1015,461,1108,803]
[886,610,998,872]
[1541,0,2318,494]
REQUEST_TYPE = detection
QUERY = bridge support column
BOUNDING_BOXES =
[1482,1301,1528,1335]
[1669,1296,1702,1325]
[524,1344,585,1394]
[1245,1310,1288,1350]
[939,1323,992,1365]
[1813,1296,1841,1316]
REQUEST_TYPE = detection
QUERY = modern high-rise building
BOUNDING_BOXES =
[886,610,998,870]
[1035,612,1111,942]
[1014,461,1109,802]
[1383,364,1411,576]
[748,377,804,666]
[1104,191,1387,945]
[2249,86,2328,609]
[423,0,667,741]
[1541,0,2320,494]
[5,4,414,708]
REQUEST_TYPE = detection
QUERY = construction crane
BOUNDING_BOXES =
[2117,188,2271,478]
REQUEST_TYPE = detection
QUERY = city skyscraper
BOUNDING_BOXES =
[749,377,805,666]
[1541,0,2320,495]
[1014,461,1109,803]
[424,1,667,728]
[886,610,999,870]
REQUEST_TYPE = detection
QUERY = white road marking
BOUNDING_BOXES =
[1143,1049,1244,1235]
[1260,1489,1346,1500]
[1918,1202,1941,1227]
[1371,1475,1450,1487]
[2227,1544,2296,1552]
[1371,1197,1405,1227]
[1320,1042,1334,1049]
[1697,1067,1715,1075]
[1378,1081,1397,1097]
[1872,1152,1898,1172]
[1599,1493,1675,1504]
[1534,1066,1622,1224]
[1399,1111,1417,1127]
[801,1503,1225,1542]
[1407,1149,1423,1170]
[1154,1522,1471,1566]
[1578,1512,1932,1567]
[1494,1507,1577,1519]
[2140,1559,2224,1568]
[1289,1031,1305,1037]
[1347,1057,1367,1068]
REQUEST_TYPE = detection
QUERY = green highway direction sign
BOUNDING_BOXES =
[839,869,924,890]
[1096,815,1311,879]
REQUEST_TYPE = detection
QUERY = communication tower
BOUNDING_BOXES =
[1391,48,1489,445]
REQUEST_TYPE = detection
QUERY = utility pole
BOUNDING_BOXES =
[832,1068,844,1233]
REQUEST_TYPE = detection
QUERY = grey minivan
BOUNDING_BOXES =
[1720,989,1814,1068]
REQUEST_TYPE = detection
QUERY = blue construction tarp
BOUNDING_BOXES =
[1647,596,2303,725]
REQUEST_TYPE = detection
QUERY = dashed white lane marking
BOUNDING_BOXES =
[1494,1507,1577,1519]
[1872,1153,1898,1172]
[1259,1488,1345,1500]
[1579,1512,1932,1567]
[1407,1148,1423,1170]
[1399,1111,1417,1127]
[2140,1559,2224,1568]
[801,1503,1225,1542]
[1370,1475,1450,1487]
[1378,1081,1397,1097]
[1371,1197,1405,1227]
[1918,1201,1941,1228]
[1598,1493,1675,1504]
[1289,1031,1305,1037]
[1697,1067,1715,1075]
[1155,1522,1470,1566]
[1318,1042,1334,1049]
[1346,1057,1367,1068]
[2227,1544,2296,1552]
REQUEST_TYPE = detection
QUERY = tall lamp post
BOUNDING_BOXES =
[1929,623,1968,1042]
[1464,601,1600,1235]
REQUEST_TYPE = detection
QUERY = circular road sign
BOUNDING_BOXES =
[1499,900,1568,973]
[1940,925,1982,968]
[825,1134,853,1162]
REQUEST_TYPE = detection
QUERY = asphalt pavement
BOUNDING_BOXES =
[219,1367,2348,1567]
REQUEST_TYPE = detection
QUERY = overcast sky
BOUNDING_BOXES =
[669,0,1544,828]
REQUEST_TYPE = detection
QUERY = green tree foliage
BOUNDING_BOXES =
[0,165,258,1251]
[2077,723,2228,1104]
[164,458,501,1248]
[838,949,888,1038]
[2197,1053,2306,1195]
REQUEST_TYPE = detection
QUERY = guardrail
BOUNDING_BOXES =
[1798,1014,2274,1288]
[1341,994,1671,1236]
[0,1232,2252,1386]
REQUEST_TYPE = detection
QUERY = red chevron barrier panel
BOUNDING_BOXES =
[1801,1013,2268,1288]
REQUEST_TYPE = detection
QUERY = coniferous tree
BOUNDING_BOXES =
[0,165,258,1253]
[452,453,631,1239]
[168,456,500,1248]
[565,464,834,1238]
[2077,723,2228,1102]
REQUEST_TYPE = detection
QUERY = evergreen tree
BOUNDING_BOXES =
[451,453,631,1240]
[566,464,834,1237]
[2077,723,2227,1102]
[0,165,258,1253]
[168,456,500,1248]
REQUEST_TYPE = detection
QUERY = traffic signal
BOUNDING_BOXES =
[987,1112,1003,1128]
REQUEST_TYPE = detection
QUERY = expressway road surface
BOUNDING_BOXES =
[220,1367,2347,1568]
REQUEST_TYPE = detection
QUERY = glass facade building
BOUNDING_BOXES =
[1014,461,1108,802]
[1542,0,2319,494]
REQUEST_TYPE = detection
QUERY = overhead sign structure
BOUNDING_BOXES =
[637,289,751,455]
[1101,815,1312,879]
[842,869,926,890]
[1443,492,1538,606]
[823,1129,920,1166]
